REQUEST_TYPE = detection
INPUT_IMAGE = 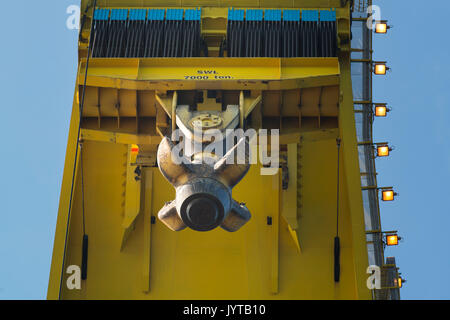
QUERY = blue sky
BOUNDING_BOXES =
[0,0,448,300]
[373,1,450,299]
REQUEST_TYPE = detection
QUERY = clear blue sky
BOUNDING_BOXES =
[0,0,448,300]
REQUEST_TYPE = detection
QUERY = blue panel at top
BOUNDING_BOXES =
[246,9,263,21]
[265,9,282,22]
[185,8,201,21]
[129,9,147,21]
[167,8,184,21]
[228,8,244,21]
[283,10,300,22]
[148,9,165,21]
[94,9,110,21]
[110,9,128,21]
[320,9,336,22]
[302,10,319,22]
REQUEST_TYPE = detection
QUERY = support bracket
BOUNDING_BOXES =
[120,144,142,251]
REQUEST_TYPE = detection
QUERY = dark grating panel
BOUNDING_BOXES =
[227,9,338,58]
[91,8,337,59]
[91,8,202,58]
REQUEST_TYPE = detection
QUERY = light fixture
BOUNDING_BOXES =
[382,189,397,201]
[131,144,140,154]
[375,21,390,34]
[375,104,389,117]
[377,145,391,157]
[398,277,403,288]
[386,234,399,246]
[374,63,388,75]
[130,144,140,164]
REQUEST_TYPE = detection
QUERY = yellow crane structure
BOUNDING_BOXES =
[48,0,401,300]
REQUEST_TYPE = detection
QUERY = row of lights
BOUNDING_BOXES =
[374,19,404,289]
[374,22,392,75]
